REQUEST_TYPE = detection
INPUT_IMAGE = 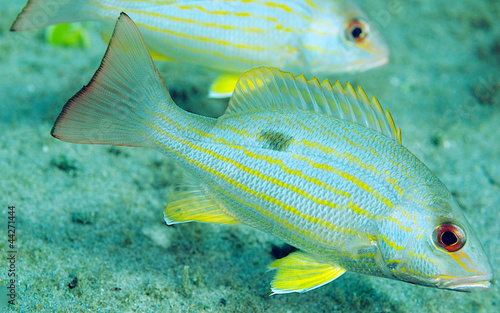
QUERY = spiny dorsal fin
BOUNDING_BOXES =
[227,67,402,144]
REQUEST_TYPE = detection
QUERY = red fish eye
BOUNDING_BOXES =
[433,222,466,252]
[346,19,367,43]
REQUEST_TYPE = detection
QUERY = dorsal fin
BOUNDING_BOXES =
[227,67,402,144]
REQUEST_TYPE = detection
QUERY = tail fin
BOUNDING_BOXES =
[51,12,174,148]
[11,0,94,31]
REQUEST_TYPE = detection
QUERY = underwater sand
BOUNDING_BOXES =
[1,0,499,312]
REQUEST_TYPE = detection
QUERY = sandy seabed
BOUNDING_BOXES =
[0,0,499,312]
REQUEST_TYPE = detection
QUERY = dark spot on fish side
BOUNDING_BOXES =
[219,298,227,306]
[68,276,78,289]
[271,244,298,259]
[51,155,77,175]
[113,287,122,291]
[258,130,294,151]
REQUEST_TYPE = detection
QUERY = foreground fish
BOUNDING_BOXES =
[12,0,388,98]
[51,14,492,293]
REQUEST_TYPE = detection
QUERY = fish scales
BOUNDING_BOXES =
[50,14,493,293]
[87,0,311,70]
[144,99,440,278]
[12,0,389,97]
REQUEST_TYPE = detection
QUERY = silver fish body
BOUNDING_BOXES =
[155,98,492,289]
[51,14,493,293]
[12,0,389,96]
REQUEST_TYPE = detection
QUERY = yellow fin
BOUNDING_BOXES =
[268,251,346,294]
[164,172,239,225]
[228,67,402,144]
[208,73,241,98]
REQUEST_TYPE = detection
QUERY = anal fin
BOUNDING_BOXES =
[268,251,346,294]
[208,73,241,98]
[164,173,239,225]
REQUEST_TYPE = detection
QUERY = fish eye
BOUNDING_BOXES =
[346,19,368,43]
[432,222,466,253]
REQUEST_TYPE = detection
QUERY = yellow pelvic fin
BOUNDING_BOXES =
[208,73,242,98]
[164,172,239,225]
[268,251,346,294]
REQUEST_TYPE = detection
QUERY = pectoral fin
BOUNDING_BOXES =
[208,73,241,98]
[268,251,346,294]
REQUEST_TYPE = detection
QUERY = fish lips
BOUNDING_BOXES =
[438,273,494,292]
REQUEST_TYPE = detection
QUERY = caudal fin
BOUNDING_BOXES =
[51,12,174,148]
[11,0,94,31]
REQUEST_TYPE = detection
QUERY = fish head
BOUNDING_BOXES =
[383,188,493,292]
[301,1,389,74]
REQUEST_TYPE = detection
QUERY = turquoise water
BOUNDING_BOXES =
[1,0,499,312]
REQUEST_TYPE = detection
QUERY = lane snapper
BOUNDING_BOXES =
[51,14,492,293]
[11,0,389,98]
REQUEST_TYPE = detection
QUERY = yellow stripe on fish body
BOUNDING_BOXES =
[12,0,389,97]
[51,14,493,293]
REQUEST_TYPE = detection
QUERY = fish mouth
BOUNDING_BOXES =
[345,54,389,73]
[438,273,493,292]
[362,54,389,70]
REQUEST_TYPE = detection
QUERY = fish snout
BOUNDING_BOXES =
[437,273,494,292]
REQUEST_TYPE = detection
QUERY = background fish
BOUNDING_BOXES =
[51,14,492,293]
[11,0,389,97]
